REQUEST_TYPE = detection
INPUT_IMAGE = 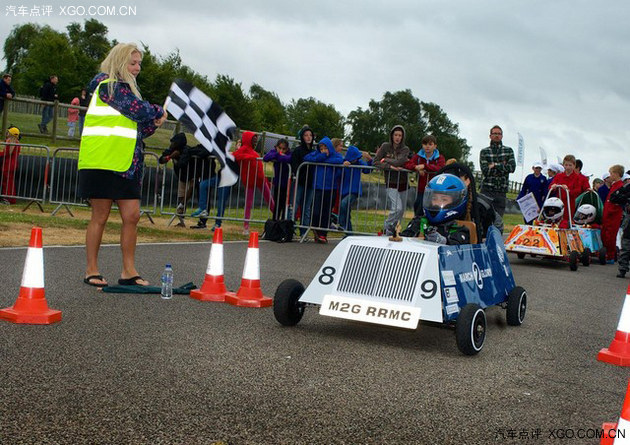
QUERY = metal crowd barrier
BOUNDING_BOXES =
[159,154,284,230]
[48,147,158,219]
[292,162,418,242]
[0,142,50,212]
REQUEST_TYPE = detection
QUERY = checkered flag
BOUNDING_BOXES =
[165,79,239,187]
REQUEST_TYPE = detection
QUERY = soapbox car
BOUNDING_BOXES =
[574,190,607,265]
[273,225,526,356]
[505,186,589,271]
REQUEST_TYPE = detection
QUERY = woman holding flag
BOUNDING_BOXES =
[78,43,167,287]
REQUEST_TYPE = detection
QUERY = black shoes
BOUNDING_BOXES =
[617,271,627,278]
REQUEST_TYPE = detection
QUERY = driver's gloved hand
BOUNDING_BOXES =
[424,226,447,244]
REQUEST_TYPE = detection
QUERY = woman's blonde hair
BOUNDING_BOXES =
[100,42,143,98]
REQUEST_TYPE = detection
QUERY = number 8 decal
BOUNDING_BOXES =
[318,266,336,285]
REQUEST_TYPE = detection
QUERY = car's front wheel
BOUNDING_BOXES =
[581,248,591,267]
[599,247,607,265]
[273,279,305,326]
[456,304,486,356]
[569,251,579,271]
[506,286,527,326]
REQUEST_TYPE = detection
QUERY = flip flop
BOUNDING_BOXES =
[118,276,148,286]
[84,274,108,287]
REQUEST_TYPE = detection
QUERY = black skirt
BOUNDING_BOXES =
[78,169,141,200]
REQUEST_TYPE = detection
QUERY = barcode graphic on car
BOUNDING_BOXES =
[337,245,425,301]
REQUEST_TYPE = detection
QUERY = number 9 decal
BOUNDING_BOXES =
[420,279,437,299]
[318,266,336,285]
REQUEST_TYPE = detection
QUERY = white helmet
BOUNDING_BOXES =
[574,204,596,225]
[541,197,564,223]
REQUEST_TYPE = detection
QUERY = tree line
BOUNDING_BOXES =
[3,19,470,161]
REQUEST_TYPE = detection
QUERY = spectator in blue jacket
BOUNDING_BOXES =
[517,161,548,223]
[304,137,344,243]
[339,145,372,234]
[263,138,292,220]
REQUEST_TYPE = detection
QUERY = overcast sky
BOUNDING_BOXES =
[2,0,629,180]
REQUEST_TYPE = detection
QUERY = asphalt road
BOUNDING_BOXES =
[0,237,629,444]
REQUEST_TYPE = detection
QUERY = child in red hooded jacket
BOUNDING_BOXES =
[233,131,274,233]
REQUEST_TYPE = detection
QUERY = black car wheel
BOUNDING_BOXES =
[517,252,525,259]
[456,304,486,356]
[273,279,305,326]
[599,247,607,265]
[506,286,527,326]
[581,248,591,267]
[569,251,579,271]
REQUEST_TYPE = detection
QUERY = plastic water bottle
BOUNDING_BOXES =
[161,264,173,300]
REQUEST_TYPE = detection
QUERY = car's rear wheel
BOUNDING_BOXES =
[517,252,525,259]
[273,279,305,326]
[506,286,527,326]
[581,248,591,267]
[456,304,486,356]
[599,246,607,265]
[569,251,579,271]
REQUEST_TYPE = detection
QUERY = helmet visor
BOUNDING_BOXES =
[423,188,467,212]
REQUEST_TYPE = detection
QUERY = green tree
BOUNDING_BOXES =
[18,26,77,101]
[421,101,471,162]
[66,19,111,66]
[286,97,345,141]
[250,83,288,134]
[212,74,256,131]
[3,23,40,75]
[347,89,425,153]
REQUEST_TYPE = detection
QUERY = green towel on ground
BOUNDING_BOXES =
[101,282,197,294]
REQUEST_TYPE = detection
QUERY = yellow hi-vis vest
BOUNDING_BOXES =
[78,79,138,172]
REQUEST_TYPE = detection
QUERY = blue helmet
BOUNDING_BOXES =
[423,174,468,224]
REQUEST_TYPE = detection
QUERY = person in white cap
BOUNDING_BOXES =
[598,171,612,203]
[517,161,548,223]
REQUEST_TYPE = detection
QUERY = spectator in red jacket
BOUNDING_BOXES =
[602,164,625,263]
[1,125,21,204]
[550,154,590,225]
[404,134,445,216]
[233,131,274,234]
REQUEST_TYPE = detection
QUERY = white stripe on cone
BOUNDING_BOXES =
[614,416,630,444]
[242,247,260,280]
[618,294,630,334]
[21,247,44,288]
[206,244,224,276]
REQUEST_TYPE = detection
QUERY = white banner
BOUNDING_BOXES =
[539,146,547,166]
[517,133,524,166]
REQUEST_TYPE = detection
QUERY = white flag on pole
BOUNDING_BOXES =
[539,146,547,166]
[517,133,524,167]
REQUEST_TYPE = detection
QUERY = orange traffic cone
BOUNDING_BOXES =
[599,284,630,366]
[600,380,630,444]
[225,232,272,308]
[190,227,228,302]
[0,227,62,324]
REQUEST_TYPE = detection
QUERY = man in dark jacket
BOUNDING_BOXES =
[38,75,58,133]
[0,74,15,114]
